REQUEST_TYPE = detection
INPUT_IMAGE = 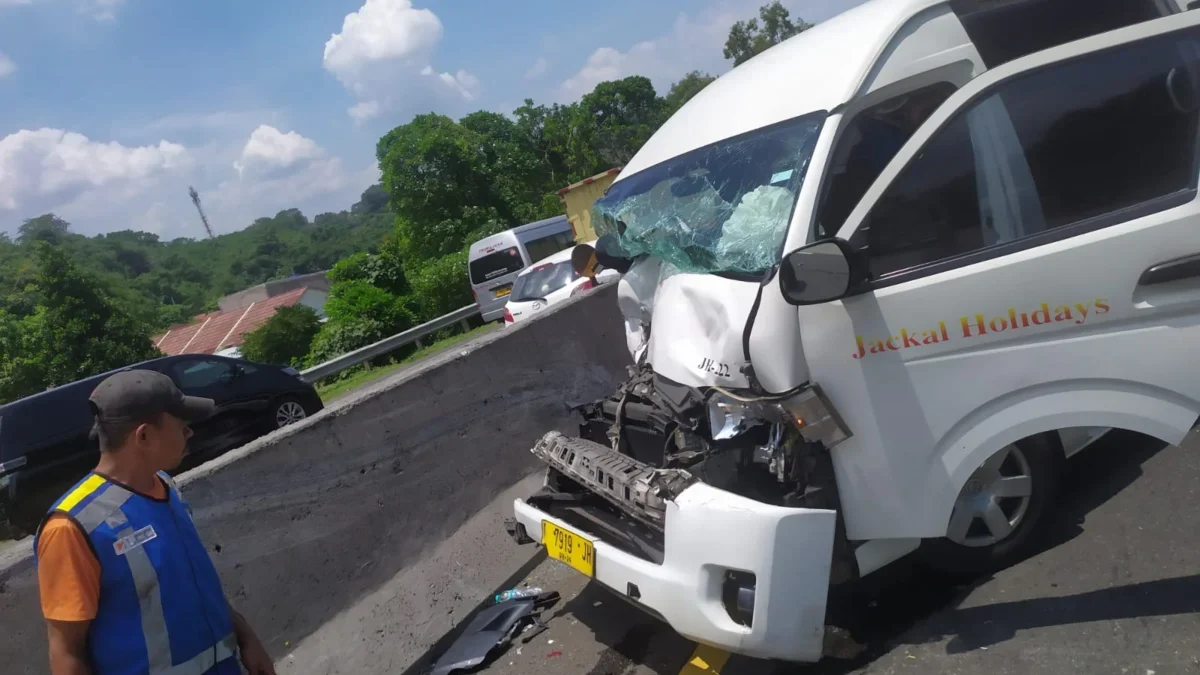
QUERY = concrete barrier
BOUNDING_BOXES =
[0,284,632,674]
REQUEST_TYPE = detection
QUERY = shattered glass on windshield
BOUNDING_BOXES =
[592,113,826,276]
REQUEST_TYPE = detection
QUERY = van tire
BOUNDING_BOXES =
[922,433,1063,579]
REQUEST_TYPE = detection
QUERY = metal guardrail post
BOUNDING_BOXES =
[300,305,481,383]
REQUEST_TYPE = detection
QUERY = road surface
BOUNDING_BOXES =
[431,429,1200,675]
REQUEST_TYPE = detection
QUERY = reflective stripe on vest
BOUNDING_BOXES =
[39,474,238,675]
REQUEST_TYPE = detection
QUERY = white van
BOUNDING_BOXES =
[468,215,575,322]
[508,0,1200,663]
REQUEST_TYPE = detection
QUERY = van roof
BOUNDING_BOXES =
[469,215,570,255]
[621,0,944,178]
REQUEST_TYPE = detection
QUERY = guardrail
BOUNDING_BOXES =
[300,305,481,383]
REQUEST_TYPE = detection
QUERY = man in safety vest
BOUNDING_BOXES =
[34,369,275,675]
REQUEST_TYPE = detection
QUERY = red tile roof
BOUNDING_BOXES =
[152,287,312,356]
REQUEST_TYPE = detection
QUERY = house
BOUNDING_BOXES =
[217,271,330,313]
[152,285,328,359]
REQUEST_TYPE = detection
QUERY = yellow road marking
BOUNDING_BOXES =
[57,474,106,512]
[678,643,730,675]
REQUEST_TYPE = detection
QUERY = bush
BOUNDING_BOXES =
[304,317,416,379]
[239,304,322,367]
[409,251,473,320]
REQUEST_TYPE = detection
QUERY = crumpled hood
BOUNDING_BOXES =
[617,258,760,389]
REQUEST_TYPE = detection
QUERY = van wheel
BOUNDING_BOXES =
[923,433,1062,578]
[272,396,310,429]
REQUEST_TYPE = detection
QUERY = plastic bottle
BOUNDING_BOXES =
[492,587,543,604]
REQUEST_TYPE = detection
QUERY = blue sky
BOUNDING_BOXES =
[0,0,861,240]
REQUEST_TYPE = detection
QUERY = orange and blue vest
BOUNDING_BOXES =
[34,472,239,675]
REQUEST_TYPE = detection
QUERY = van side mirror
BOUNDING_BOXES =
[779,238,858,306]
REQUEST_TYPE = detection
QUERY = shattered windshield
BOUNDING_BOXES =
[592,112,826,276]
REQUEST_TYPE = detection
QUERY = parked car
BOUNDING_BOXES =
[0,354,322,534]
[503,244,620,326]
[468,215,577,322]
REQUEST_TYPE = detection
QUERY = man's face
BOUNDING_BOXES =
[136,413,193,471]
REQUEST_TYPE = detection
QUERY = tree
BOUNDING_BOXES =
[377,114,510,263]
[578,76,668,167]
[352,184,390,215]
[0,245,161,403]
[723,1,813,66]
[18,214,71,246]
[665,71,717,114]
[239,305,322,367]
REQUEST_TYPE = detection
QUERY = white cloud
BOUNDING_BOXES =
[348,100,382,123]
[0,52,14,78]
[0,123,374,242]
[524,56,548,80]
[558,0,864,100]
[233,125,322,176]
[322,0,479,120]
[0,128,189,213]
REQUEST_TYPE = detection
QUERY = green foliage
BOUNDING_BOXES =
[0,184,394,330]
[305,318,392,372]
[724,1,813,66]
[409,251,472,319]
[239,304,322,367]
[0,245,161,404]
[324,280,415,331]
[580,76,669,167]
[665,71,717,114]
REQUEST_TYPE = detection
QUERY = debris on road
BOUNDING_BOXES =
[426,590,560,675]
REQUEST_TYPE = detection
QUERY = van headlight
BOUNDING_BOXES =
[707,393,760,440]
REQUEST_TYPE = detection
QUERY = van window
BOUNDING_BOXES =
[857,28,1200,280]
[815,82,958,239]
[951,0,1173,69]
[524,231,576,264]
[469,247,524,285]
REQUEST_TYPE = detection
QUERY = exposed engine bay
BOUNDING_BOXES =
[526,361,853,570]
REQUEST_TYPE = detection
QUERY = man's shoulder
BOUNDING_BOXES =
[35,513,89,557]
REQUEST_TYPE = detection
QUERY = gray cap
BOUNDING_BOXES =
[89,369,215,427]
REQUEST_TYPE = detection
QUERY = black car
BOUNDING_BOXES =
[0,354,323,534]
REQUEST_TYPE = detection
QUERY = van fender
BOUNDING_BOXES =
[922,379,1199,537]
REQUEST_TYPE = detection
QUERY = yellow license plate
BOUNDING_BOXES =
[495,287,511,297]
[542,521,595,577]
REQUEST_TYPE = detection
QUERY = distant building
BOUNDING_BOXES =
[217,270,330,312]
[152,283,328,359]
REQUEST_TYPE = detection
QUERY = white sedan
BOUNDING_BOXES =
[503,245,619,326]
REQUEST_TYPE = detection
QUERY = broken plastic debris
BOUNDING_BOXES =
[547,651,563,658]
[547,639,554,645]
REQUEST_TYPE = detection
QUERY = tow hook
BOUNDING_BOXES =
[504,518,534,545]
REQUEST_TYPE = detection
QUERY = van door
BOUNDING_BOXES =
[793,12,1200,542]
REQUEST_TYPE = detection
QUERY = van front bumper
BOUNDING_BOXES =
[511,482,837,662]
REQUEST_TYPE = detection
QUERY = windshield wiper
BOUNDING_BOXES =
[513,295,548,304]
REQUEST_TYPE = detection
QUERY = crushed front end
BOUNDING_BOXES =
[507,364,855,662]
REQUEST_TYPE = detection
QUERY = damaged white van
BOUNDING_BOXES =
[506,0,1200,663]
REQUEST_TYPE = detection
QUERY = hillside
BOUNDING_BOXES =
[0,184,394,331]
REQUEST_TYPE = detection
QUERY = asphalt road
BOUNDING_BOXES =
[466,428,1200,675]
